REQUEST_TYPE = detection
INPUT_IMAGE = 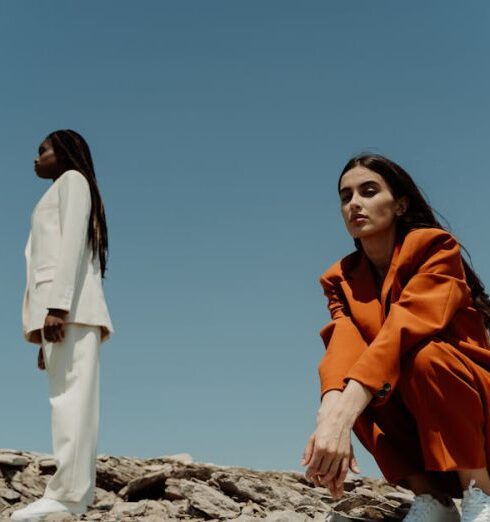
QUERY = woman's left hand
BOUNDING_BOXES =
[43,309,68,343]
[302,392,358,499]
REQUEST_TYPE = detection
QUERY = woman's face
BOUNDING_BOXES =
[34,138,61,179]
[339,166,407,239]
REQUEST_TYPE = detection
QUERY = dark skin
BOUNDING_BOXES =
[34,138,70,369]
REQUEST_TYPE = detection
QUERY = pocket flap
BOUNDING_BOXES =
[34,265,56,284]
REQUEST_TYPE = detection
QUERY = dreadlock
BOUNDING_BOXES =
[47,129,109,279]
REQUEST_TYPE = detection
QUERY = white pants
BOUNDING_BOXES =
[42,324,101,507]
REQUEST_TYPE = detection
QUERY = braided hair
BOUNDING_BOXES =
[47,129,109,279]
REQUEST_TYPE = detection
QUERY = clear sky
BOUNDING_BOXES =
[2,1,490,481]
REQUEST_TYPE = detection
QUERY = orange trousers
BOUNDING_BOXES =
[353,339,490,498]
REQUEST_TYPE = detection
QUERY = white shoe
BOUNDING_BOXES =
[403,493,460,521]
[461,479,490,522]
[11,497,86,521]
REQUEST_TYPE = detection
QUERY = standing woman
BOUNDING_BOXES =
[303,155,490,522]
[13,130,114,521]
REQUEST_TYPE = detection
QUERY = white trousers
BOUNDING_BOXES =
[42,324,100,507]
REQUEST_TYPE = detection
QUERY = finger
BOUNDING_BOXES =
[43,327,52,343]
[58,322,65,342]
[335,456,350,489]
[55,324,63,343]
[306,455,324,484]
[321,452,343,481]
[321,476,341,498]
[311,473,323,488]
[302,435,315,466]
[38,351,44,370]
[349,453,360,474]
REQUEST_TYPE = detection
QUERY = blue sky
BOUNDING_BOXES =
[2,1,490,481]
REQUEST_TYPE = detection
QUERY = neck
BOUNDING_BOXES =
[359,226,397,278]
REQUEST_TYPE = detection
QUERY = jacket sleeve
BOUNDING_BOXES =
[345,229,471,406]
[318,268,368,396]
[47,170,91,312]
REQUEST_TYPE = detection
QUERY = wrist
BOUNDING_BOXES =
[340,379,373,423]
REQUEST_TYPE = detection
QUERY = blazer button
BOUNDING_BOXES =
[376,382,391,398]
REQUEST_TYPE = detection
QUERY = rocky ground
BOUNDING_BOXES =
[0,450,418,521]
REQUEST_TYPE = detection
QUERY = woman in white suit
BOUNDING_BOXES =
[13,130,114,521]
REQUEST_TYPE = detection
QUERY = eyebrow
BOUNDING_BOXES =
[339,180,380,194]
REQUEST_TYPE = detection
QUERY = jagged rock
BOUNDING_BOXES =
[0,450,414,521]
[0,486,21,501]
[170,478,242,518]
[118,465,172,500]
[111,500,148,516]
[0,454,29,467]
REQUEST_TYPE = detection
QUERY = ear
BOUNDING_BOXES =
[396,196,409,215]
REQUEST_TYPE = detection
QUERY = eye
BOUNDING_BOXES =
[340,192,351,204]
[362,187,378,197]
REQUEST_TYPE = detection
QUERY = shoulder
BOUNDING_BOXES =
[399,227,461,269]
[58,169,89,186]
[56,170,90,194]
[319,249,360,289]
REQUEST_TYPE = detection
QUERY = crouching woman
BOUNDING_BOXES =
[303,154,490,522]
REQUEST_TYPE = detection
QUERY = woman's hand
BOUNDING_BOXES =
[302,391,358,498]
[303,381,372,498]
[43,309,68,343]
[37,347,45,370]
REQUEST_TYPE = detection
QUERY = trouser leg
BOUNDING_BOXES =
[42,324,100,506]
[353,388,426,486]
[399,340,489,474]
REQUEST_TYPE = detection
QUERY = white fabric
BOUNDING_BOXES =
[461,479,490,522]
[22,170,113,344]
[403,494,460,521]
[42,324,100,506]
[11,497,85,521]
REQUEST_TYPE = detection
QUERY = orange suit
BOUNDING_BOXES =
[318,227,490,497]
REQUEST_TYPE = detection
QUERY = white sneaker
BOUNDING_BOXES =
[11,497,86,521]
[461,479,490,522]
[403,493,460,521]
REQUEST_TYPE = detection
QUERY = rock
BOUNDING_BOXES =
[0,454,29,467]
[0,486,21,501]
[0,449,412,521]
[264,511,311,521]
[170,478,241,519]
[111,500,148,516]
[384,490,415,504]
[43,514,77,521]
[118,466,172,500]
[165,453,193,465]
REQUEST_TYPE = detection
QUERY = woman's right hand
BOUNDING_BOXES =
[302,390,360,498]
[37,347,45,370]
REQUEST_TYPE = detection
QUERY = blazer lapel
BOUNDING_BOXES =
[340,251,382,342]
[380,238,402,320]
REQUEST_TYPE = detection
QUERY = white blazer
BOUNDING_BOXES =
[22,170,114,344]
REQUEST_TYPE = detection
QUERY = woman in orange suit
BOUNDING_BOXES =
[302,154,490,522]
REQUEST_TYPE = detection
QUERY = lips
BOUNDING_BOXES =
[350,214,368,223]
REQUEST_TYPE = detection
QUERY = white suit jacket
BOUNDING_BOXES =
[22,170,114,344]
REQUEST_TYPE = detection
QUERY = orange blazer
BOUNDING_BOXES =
[318,227,490,407]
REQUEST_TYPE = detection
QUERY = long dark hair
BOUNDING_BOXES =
[47,129,109,279]
[339,154,490,327]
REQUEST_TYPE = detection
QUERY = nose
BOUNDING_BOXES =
[349,192,362,210]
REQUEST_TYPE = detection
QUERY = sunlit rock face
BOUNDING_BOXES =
[0,450,417,521]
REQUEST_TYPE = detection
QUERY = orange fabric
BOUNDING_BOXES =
[354,338,490,497]
[318,227,490,489]
[318,227,490,404]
